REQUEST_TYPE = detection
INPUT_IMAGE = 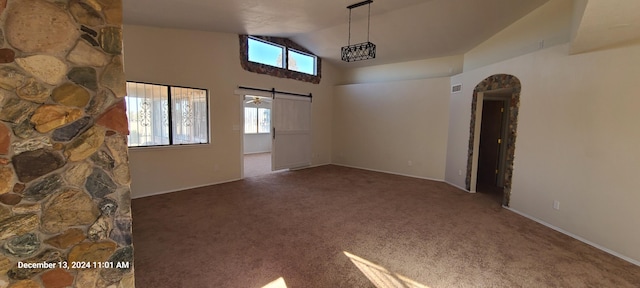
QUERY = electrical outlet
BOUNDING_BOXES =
[458,169,463,176]
[408,160,413,166]
[553,200,560,210]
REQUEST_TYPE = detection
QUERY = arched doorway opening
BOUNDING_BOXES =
[465,74,521,206]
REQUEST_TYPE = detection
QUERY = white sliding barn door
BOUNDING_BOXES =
[272,95,312,170]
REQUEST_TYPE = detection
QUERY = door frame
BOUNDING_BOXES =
[466,74,521,206]
[477,94,510,188]
[235,88,274,179]
[239,93,246,179]
[236,87,312,178]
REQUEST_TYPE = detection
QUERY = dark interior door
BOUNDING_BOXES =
[478,100,504,186]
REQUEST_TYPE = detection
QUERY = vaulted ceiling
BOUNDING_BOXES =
[123,0,640,68]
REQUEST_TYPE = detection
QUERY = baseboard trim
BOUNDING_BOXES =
[244,151,271,155]
[312,162,331,167]
[332,163,444,182]
[444,181,473,193]
[504,207,640,267]
[132,178,242,199]
[306,163,332,169]
[134,163,334,199]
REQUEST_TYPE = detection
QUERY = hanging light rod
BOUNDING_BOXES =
[347,0,373,9]
[341,0,376,62]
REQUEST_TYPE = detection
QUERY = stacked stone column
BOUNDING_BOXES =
[0,0,133,287]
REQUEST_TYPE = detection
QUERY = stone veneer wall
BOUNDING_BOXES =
[0,0,134,287]
[466,74,521,206]
[239,35,322,84]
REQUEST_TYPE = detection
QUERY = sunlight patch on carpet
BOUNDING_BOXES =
[261,277,288,288]
[344,251,430,288]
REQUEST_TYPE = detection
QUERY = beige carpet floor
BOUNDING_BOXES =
[132,165,640,287]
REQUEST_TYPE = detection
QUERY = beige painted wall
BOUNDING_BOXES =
[463,0,573,72]
[341,55,464,85]
[445,42,640,262]
[446,0,640,263]
[123,25,338,198]
[333,78,450,180]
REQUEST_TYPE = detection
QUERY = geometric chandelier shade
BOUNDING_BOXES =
[341,41,376,62]
[341,0,376,62]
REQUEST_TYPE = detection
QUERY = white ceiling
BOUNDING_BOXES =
[123,0,549,68]
[124,0,640,68]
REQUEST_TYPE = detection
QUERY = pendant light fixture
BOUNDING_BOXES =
[341,0,376,62]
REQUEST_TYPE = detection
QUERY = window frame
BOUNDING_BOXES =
[244,106,271,135]
[287,48,317,75]
[238,34,322,84]
[247,37,287,69]
[125,81,211,148]
[249,36,317,74]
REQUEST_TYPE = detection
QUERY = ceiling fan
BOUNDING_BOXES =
[245,96,265,105]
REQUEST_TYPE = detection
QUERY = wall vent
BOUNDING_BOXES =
[451,83,462,93]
